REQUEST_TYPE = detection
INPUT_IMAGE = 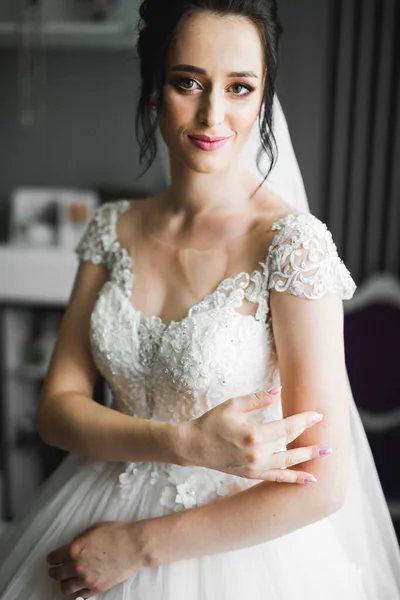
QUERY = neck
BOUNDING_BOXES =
[162,155,257,220]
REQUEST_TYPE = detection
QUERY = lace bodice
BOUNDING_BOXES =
[75,200,356,508]
[76,199,356,420]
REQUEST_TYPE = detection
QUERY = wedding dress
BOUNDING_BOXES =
[0,97,399,600]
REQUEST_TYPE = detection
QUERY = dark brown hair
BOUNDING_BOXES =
[136,0,283,181]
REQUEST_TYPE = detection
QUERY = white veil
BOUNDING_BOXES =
[158,95,400,598]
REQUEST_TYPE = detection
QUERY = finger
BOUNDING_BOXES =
[284,412,324,446]
[74,591,93,600]
[46,545,70,565]
[262,411,323,446]
[269,445,324,470]
[258,469,318,484]
[60,577,87,595]
[48,563,77,582]
[235,387,282,413]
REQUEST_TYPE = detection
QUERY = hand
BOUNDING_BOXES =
[47,521,144,599]
[178,387,330,484]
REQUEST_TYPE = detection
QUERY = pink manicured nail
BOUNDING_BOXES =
[304,476,318,484]
[318,447,333,457]
[312,413,324,423]
[266,386,282,396]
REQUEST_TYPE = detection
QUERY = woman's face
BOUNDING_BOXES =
[159,11,266,175]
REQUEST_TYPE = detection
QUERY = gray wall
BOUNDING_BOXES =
[0,49,165,238]
[0,0,332,238]
[277,0,332,216]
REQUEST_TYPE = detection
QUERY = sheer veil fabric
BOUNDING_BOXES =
[157,95,400,597]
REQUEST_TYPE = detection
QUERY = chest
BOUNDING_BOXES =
[89,282,279,419]
[122,221,276,327]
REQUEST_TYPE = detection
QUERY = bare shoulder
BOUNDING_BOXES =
[116,196,156,247]
[251,184,302,242]
[116,196,145,232]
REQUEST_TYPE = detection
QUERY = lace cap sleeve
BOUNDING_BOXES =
[74,200,130,265]
[264,213,357,300]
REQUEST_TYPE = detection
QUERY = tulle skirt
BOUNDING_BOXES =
[0,453,366,600]
[0,377,399,599]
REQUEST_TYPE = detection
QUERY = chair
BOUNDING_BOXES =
[344,273,400,539]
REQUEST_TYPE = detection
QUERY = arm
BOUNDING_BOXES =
[46,214,356,598]
[37,258,324,472]
[38,258,332,478]
[39,203,329,475]
[37,259,181,464]
[44,282,345,599]
[134,288,350,565]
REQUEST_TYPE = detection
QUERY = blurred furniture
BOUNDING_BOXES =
[0,245,77,304]
[0,0,140,50]
[0,245,77,520]
[0,244,109,521]
[344,272,400,540]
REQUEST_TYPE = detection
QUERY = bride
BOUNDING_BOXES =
[1,1,400,598]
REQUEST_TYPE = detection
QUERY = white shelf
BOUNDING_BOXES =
[0,0,140,50]
[0,245,77,305]
[0,21,138,49]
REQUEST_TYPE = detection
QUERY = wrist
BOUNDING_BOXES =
[126,520,156,569]
[174,420,202,467]
[131,513,185,569]
[148,420,187,466]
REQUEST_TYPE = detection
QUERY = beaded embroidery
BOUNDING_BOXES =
[75,202,356,506]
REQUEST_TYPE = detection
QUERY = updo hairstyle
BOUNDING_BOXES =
[135,0,283,180]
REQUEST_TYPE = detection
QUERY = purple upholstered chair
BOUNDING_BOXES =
[343,273,400,539]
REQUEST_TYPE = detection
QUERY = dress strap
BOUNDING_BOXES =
[74,199,130,265]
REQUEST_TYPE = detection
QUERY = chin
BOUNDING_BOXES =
[179,152,234,175]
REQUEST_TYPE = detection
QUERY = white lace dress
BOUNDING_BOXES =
[0,200,384,599]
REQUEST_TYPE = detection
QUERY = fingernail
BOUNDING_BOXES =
[318,446,333,457]
[304,476,318,484]
[312,413,324,423]
[266,386,282,396]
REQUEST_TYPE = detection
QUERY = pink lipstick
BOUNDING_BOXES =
[188,134,231,152]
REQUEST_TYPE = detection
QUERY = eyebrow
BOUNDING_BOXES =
[170,64,259,78]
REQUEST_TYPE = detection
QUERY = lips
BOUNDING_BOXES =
[189,135,231,143]
[188,134,232,152]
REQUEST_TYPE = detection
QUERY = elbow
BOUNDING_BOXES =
[329,478,347,513]
[315,479,347,519]
[322,494,345,518]
[37,396,58,447]
[311,457,349,519]
[310,492,345,523]
[37,408,52,447]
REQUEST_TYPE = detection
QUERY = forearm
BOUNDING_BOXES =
[37,392,181,464]
[137,472,345,567]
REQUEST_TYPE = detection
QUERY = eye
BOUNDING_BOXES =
[229,83,255,97]
[174,78,201,92]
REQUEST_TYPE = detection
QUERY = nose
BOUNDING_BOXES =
[197,89,225,127]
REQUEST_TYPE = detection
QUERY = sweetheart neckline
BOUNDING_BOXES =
[97,202,306,333]
[107,268,268,334]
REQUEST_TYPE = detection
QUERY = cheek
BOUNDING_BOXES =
[225,86,264,135]
[162,88,196,125]
[228,100,261,136]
